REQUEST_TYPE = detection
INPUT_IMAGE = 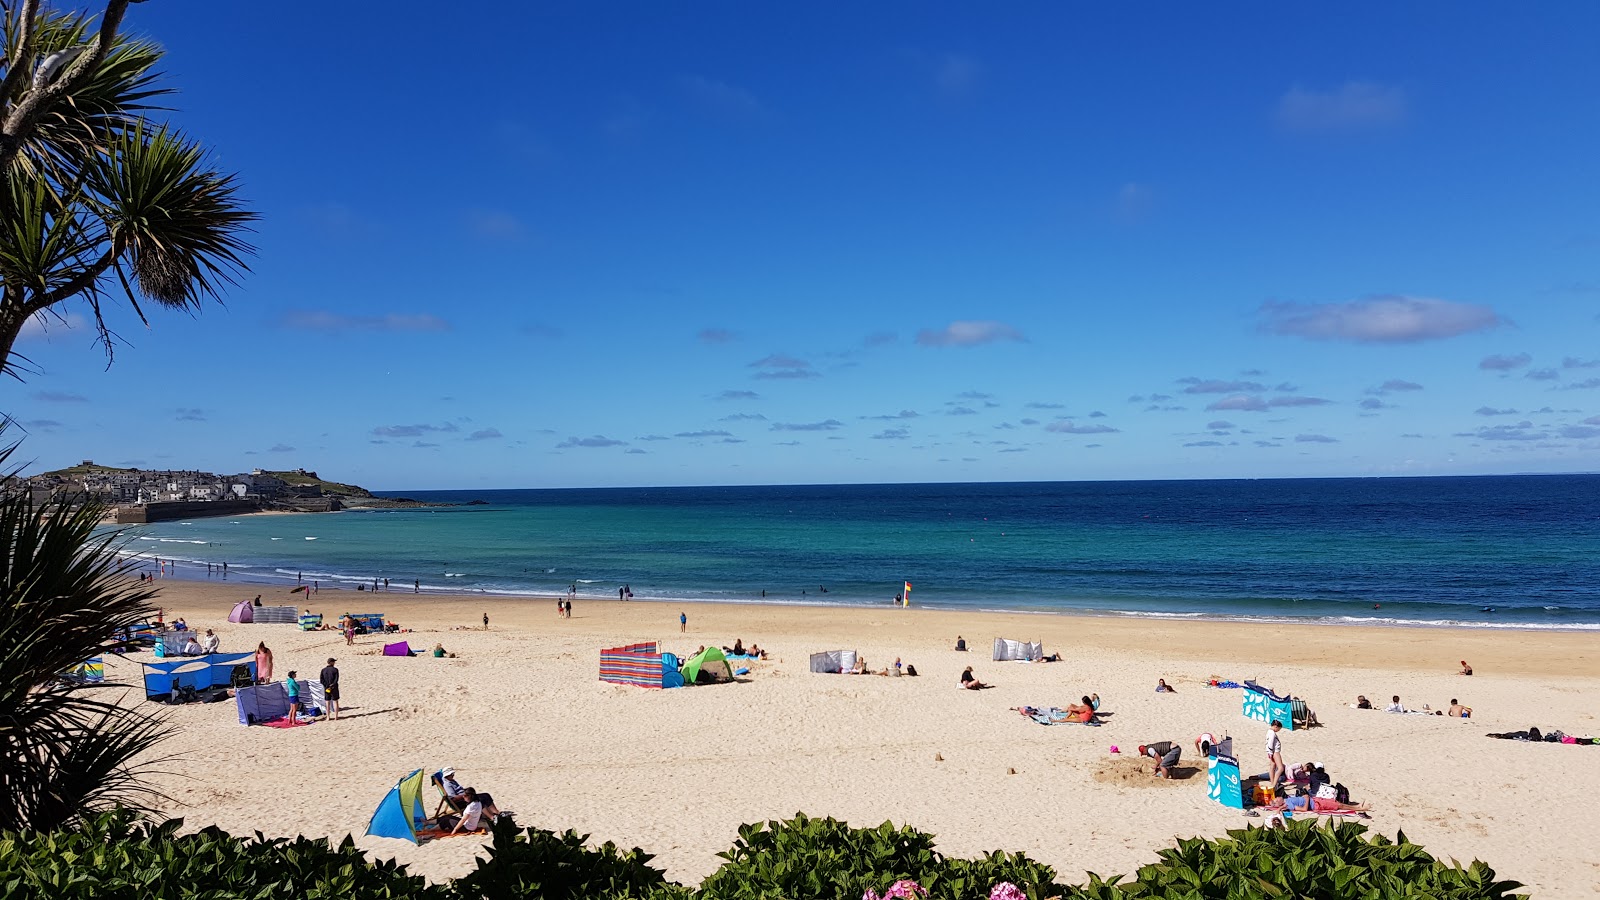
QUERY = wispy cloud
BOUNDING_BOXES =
[1563,357,1600,369]
[945,406,978,416]
[372,423,459,437]
[861,410,919,421]
[18,311,87,339]
[636,435,670,442]
[556,435,627,448]
[1561,424,1600,439]
[863,331,897,347]
[1525,368,1559,381]
[1456,422,1546,442]
[1179,377,1266,395]
[1024,401,1064,410]
[1294,433,1340,444]
[1359,398,1388,410]
[466,209,526,239]
[1479,353,1531,371]
[1045,420,1119,434]
[467,428,503,441]
[33,391,88,403]
[675,430,732,439]
[771,420,844,432]
[280,310,451,333]
[680,75,768,119]
[747,354,816,380]
[1367,379,1424,395]
[1206,394,1330,412]
[175,407,206,422]
[1184,440,1224,448]
[698,327,736,344]
[915,320,1025,348]
[1259,296,1502,343]
[1277,81,1407,132]
[1207,420,1236,430]
[267,443,296,453]
[716,390,761,401]
[1561,378,1600,390]
[1116,182,1154,224]
[720,413,767,422]
[521,323,562,339]
[872,427,911,440]
[22,418,62,430]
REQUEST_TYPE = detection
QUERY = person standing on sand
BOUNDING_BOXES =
[620,586,626,601]
[320,657,340,721]
[255,642,273,684]
[680,612,687,633]
[414,580,420,593]
[1266,721,1285,789]
[483,612,489,630]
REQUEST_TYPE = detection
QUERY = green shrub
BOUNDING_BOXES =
[448,817,685,900]
[1064,819,1524,900]
[695,813,1059,900]
[0,809,439,899]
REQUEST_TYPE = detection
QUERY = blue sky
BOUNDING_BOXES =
[8,2,1599,489]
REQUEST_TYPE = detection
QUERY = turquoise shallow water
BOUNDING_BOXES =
[117,476,1600,629]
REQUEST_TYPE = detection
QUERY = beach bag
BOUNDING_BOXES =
[1335,783,1351,804]
[1314,783,1337,800]
[906,664,918,677]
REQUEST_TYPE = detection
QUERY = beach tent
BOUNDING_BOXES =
[235,679,327,724]
[683,646,733,684]
[1241,681,1296,730]
[382,640,413,657]
[141,652,255,700]
[1206,737,1244,809]
[366,769,430,843]
[599,642,685,689]
[63,657,105,685]
[808,650,858,674]
[120,622,160,648]
[298,612,323,631]
[992,638,1043,662]
[151,630,198,658]
[228,600,254,623]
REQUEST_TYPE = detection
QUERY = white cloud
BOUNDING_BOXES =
[1045,420,1118,435]
[1278,81,1407,132]
[1259,296,1501,343]
[1294,434,1340,444]
[771,420,844,432]
[467,428,504,441]
[915,320,1025,348]
[556,435,627,448]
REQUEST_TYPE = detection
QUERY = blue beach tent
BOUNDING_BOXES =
[367,769,430,843]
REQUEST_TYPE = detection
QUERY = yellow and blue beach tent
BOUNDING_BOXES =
[366,769,429,843]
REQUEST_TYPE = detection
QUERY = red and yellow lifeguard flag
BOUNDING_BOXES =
[903,581,912,608]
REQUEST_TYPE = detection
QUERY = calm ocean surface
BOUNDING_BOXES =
[118,476,1600,629]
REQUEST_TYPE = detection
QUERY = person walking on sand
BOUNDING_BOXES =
[320,658,341,721]
[414,579,420,593]
[1266,721,1286,789]
[680,611,687,633]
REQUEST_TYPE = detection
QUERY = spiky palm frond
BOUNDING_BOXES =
[0,439,171,831]
[88,122,253,309]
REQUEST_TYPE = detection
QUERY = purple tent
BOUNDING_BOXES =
[228,600,254,623]
[382,641,412,657]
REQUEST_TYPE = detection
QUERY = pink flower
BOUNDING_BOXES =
[990,883,1028,900]
[863,891,882,900]
[884,880,927,899]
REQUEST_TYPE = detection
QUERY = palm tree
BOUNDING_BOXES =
[0,1,254,378]
[0,437,169,830]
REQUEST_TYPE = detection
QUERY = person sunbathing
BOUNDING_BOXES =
[1156,678,1175,693]
[731,639,745,656]
[1354,695,1372,709]
[1065,695,1097,722]
[851,655,868,675]
[959,666,987,689]
[1384,695,1406,713]
[444,788,491,835]
[1272,787,1369,815]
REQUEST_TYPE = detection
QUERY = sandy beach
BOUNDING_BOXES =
[113,581,1599,897]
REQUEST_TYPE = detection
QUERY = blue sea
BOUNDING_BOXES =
[117,476,1600,630]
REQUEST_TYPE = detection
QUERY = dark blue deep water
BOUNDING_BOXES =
[122,476,1600,629]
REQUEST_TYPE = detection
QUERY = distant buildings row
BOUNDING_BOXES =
[21,463,326,506]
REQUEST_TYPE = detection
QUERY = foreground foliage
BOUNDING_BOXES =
[0,811,1525,900]
[0,444,165,831]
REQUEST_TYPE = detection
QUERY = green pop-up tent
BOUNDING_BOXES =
[682,646,732,684]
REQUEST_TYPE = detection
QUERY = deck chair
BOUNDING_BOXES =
[431,771,464,818]
[1291,698,1318,727]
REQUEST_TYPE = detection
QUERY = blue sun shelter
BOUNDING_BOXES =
[1241,681,1295,730]
[366,769,430,843]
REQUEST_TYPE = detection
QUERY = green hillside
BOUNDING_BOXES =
[263,470,374,498]
[43,463,139,477]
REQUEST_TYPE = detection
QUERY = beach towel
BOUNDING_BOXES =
[1208,680,1242,689]
[1016,706,1099,726]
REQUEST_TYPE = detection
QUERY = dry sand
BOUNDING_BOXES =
[111,581,1599,896]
